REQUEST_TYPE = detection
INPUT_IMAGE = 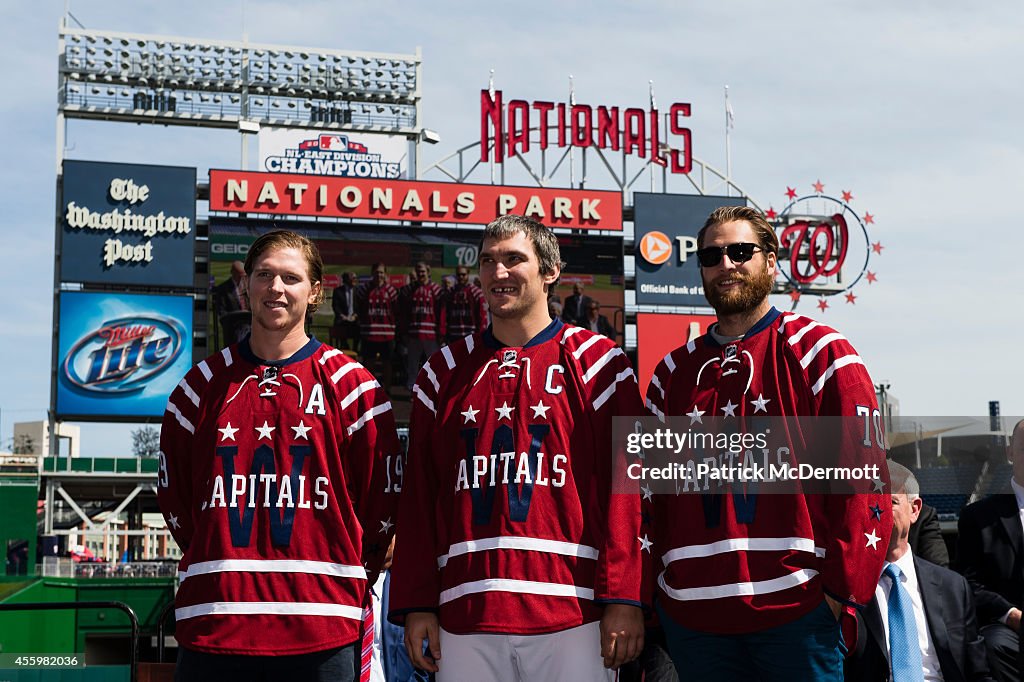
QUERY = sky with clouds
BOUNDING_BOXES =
[1,1,1021,454]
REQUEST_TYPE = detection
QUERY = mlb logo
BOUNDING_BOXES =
[319,134,348,150]
[724,345,738,360]
[502,350,517,364]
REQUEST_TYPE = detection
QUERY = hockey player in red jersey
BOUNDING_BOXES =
[645,206,892,680]
[357,263,399,392]
[399,262,443,393]
[440,265,488,343]
[389,215,647,680]
[158,230,401,681]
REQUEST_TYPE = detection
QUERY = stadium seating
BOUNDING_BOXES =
[980,462,1013,496]
[913,464,983,517]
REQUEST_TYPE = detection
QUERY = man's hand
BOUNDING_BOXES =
[599,604,644,670]
[824,594,843,621]
[1007,608,1022,633]
[404,612,441,673]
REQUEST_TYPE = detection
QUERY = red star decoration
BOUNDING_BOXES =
[785,186,797,199]
[845,292,857,304]
[813,180,825,193]
[817,297,829,312]
[788,289,801,302]
[863,212,874,224]
[872,241,884,255]
[866,271,877,284]
[841,190,854,202]
[765,206,777,219]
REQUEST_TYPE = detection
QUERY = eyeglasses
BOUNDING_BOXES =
[695,242,764,267]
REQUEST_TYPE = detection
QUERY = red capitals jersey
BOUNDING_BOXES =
[357,283,398,343]
[645,308,892,634]
[158,338,402,655]
[441,283,488,340]
[400,281,443,340]
[389,320,647,634]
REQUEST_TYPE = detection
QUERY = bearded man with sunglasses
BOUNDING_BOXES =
[645,206,891,681]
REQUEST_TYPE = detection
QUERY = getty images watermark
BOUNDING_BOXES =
[625,427,881,486]
[612,416,892,495]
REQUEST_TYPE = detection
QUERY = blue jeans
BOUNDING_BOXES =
[657,599,844,681]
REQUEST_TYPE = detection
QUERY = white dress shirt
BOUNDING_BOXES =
[874,547,943,681]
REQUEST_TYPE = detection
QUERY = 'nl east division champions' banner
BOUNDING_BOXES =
[258,128,409,179]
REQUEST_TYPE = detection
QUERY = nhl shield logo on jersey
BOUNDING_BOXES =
[502,349,518,364]
[724,344,738,360]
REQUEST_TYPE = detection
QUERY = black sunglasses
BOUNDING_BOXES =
[695,242,764,267]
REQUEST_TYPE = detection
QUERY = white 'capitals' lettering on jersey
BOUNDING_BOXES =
[454,451,568,492]
[208,472,330,510]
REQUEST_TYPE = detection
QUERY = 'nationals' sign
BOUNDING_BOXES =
[481,90,692,174]
[208,170,623,231]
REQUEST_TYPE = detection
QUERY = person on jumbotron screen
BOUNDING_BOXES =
[644,206,892,680]
[388,214,648,681]
[399,262,443,393]
[157,230,401,682]
[440,265,488,344]
[357,262,399,393]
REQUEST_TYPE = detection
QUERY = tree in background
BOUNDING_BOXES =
[131,426,160,458]
[11,433,35,455]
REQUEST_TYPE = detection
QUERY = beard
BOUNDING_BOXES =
[702,265,775,315]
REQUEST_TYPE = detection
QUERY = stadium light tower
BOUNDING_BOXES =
[58,24,423,139]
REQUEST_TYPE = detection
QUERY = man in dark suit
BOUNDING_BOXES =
[331,271,360,352]
[212,260,250,344]
[846,461,994,681]
[581,301,616,339]
[562,282,592,325]
[957,419,1024,682]
[911,501,951,567]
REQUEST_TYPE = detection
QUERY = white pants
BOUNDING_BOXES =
[437,621,614,682]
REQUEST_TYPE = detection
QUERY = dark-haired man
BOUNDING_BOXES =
[957,419,1024,682]
[563,282,592,326]
[399,262,443,393]
[645,206,891,680]
[358,263,399,392]
[440,266,488,344]
[390,215,647,681]
[159,230,401,681]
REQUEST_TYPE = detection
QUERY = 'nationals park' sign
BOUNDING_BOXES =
[209,170,623,231]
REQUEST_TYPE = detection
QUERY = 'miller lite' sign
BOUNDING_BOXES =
[61,160,196,287]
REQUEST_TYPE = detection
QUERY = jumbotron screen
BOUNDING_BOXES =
[207,219,625,349]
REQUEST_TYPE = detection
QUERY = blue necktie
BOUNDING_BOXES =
[885,563,924,682]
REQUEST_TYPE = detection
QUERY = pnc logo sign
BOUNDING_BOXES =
[638,231,698,266]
